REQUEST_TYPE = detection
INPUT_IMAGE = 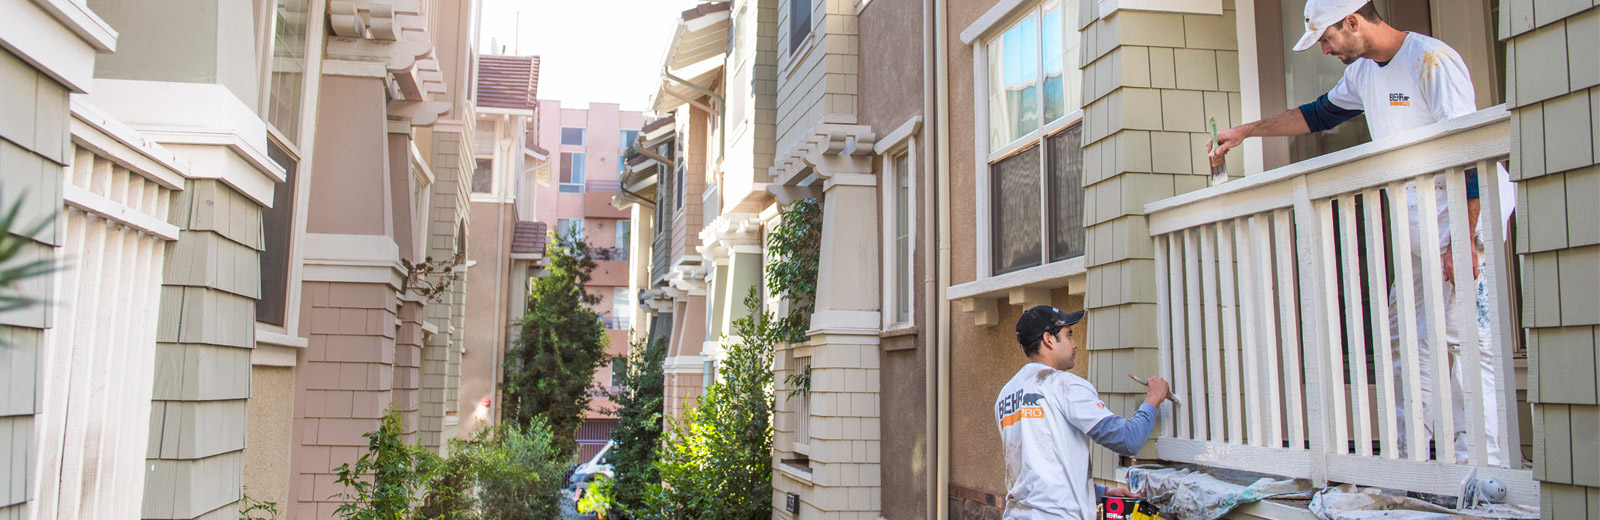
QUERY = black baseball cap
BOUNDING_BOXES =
[1015,305,1085,347]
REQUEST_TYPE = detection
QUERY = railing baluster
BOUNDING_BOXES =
[1292,180,1336,486]
[1168,233,1192,439]
[1314,199,1350,457]
[1185,228,1210,440]
[1200,224,1226,441]
[1387,180,1428,461]
[1236,217,1264,447]
[1339,195,1373,457]
[1218,220,1245,445]
[1155,234,1176,438]
[1477,159,1521,468]
[1445,168,1488,466]
[1363,187,1400,459]
[1252,215,1285,449]
[1414,173,1456,464]
[1273,208,1305,450]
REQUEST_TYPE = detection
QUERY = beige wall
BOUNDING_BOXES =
[857,0,930,516]
[1505,3,1600,517]
[244,366,296,511]
[459,199,514,436]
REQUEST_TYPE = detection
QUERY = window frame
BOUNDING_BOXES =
[560,152,587,193]
[556,217,586,241]
[561,126,587,147]
[471,157,495,194]
[971,0,1086,280]
[877,122,919,332]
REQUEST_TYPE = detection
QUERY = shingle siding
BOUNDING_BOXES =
[1509,3,1600,514]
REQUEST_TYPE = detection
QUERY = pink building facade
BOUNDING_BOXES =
[532,100,643,459]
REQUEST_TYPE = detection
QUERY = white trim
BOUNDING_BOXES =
[476,106,535,117]
[1095,0,1221,17]
[33,0,117,52]
[0,0,100,92]
[873,116,924,155]
[62,183,181,240]
[947,256,1086,301]
[663,354,705,374]
[69,98,190,189]
[300,232,405,287]
[251,343,301,367]
[320,59,388,78]
[255,327,310,348]
[879,141,917,330]
[960,0,1033,45]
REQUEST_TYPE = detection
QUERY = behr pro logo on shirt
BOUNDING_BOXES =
[1389,92,1411,106]
[997,389,1046,427]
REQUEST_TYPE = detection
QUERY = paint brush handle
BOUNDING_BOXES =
[1127,374,1183,406]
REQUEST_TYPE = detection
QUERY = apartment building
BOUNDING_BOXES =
[0,0,482,518]
[619,0,1598,518]
[525,100,644,459]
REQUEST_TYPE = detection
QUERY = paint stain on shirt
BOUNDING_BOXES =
[1418,50,1446,91]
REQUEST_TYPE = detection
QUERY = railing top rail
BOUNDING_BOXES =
[1144,106,1509,236]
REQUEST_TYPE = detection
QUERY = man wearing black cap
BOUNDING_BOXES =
[994,305,1169,519]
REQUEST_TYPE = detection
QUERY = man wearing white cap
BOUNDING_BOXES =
[1210,0,1509,465]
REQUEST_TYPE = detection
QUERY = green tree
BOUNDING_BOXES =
[502,227,609,452]
[642,289,775,519]
[607,336,666,517]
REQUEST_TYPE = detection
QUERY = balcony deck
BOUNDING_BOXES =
[1142,106,1535,504]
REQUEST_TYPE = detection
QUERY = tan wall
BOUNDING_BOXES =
[244,366,296,512]
[459,200,514,436]
[1504,3,1600,516]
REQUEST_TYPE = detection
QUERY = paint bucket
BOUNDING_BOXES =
[1100,496,1161,520]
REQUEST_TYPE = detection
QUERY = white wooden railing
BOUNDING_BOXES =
[1143,106,1535,504]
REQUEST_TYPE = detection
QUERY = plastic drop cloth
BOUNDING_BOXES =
[1308,485,1539,520]
[1126,465,1315,520]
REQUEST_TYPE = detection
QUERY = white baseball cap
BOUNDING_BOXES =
[1291,0,1368,52]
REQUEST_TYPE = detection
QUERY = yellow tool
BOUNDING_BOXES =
[1127,374,1183,406]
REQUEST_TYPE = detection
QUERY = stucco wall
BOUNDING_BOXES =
[244,366,296,512]
[459,200,513,436]
[858,0,930,516]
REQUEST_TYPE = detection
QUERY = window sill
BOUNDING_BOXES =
[776,460,814,485]
[947,256,1086,326]
[880,325,918,338]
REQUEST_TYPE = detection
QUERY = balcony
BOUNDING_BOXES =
[1141,106,1534,503]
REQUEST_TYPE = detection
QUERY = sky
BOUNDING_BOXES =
[478,0,703,113]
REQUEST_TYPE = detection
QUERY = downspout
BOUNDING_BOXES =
[933,0,952,516]
[922,0,940,517]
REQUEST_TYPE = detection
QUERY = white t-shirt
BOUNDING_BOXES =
[994,363,1115,520]
[1325,32,1477,141]
[1323,32,1513,256]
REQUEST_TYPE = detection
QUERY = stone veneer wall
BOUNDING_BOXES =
[1503,1,1600,516]
[1077,0,1241,481]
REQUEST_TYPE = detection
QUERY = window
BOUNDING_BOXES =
[616,220,631,261]
[703,360,718,388]
[561,127,586,146]
[789,0,811,54]
[266,0,309,143]
[472,158,493,193]
[557,218,585,240]
[891,152,912,325]
[987,0,1079,151]
[620,130,638,149]
[612,287,631,330]
[258,138,298,325]
[610,358,629,388]
[674,160,686,212]
[619,154,627,175]
[560,152,586,193]
[981,0,1085,276]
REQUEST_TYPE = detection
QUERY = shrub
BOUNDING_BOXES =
[466,419,572,519]
[641,289,775,520]
[416,441,478,520]
[607,337,666,517]
[576,474,616,519]
[332,408,430,520]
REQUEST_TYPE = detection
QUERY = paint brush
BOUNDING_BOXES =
[1127,374,1183,406]
[1209,117,1228,186]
